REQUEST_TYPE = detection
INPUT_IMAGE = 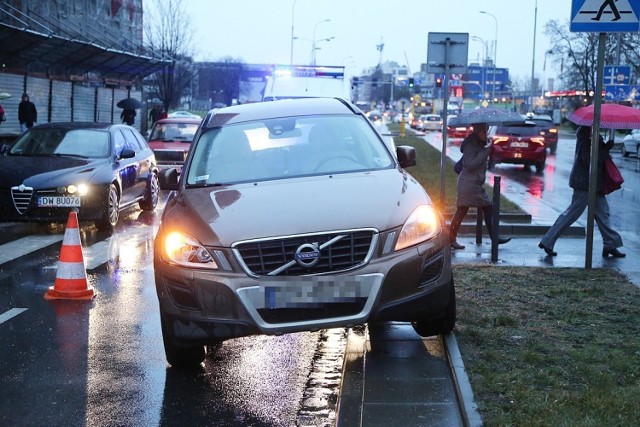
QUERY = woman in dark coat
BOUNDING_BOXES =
[538,125,624,257]
[449,122,510,249]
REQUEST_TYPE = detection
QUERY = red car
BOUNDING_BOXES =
[488,124,547,173]
[526,114,558,154]
[446,116,472,139]
[147,117,202,173]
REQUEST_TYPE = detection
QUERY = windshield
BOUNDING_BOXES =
[9,128,110,157]
[149,122,199,142]
[186,115,395,185]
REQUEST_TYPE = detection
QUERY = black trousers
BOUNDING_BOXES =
[449,205,495,241]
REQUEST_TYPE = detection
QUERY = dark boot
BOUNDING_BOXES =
[449,207,469,250]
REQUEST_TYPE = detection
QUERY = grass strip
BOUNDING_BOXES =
[453,264,640,426]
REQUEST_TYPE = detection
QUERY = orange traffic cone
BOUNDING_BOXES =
[44,211,96,300]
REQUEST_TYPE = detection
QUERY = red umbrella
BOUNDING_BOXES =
[568,103,640,129]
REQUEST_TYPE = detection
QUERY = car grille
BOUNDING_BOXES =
[11,186,34,214]
[233,229,377,277]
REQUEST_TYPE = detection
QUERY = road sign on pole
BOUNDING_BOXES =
[603,65,631,86]
[571,0,640,32]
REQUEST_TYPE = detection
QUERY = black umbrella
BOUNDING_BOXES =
[117,97,143,110]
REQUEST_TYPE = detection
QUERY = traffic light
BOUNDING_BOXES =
[408,78,414,87]
[435,77,442,88]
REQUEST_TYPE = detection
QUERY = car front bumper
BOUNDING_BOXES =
[154,233,453,345]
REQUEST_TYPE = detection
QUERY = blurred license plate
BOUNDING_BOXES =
[38,196,81,207]
[510,141,529,148]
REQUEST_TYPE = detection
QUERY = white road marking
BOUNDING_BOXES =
[0,235,63,266]
[0,308,28,324]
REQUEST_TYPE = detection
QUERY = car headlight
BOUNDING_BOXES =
[395,205,441,251]
[64,184,88,196]
[161,231,219,269]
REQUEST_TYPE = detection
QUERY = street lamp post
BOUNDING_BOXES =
[311,19,331,65]
[311,37,334,65]
[471,35,487,101]
[529,0,538,112]
[290,0,299,64]
[479,10,498,102]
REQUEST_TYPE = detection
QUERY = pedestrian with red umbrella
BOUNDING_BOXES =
[539,125,625,258]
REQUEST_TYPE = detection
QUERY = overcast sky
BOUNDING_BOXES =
[185,0,569,83]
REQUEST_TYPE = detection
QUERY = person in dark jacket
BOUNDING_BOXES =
[18,93,37,132]
[449,122,511,249]
[538,125,625,257]
[121,108,136,126]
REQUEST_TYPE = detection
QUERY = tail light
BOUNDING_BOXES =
[531,137,545,145]
[492,136,509,144]
[549,128,558,134]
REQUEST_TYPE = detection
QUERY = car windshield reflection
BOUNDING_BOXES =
[9,129,111,158]
[186,115,395,185]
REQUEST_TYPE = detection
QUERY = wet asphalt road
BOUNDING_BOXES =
[0,197,343,427]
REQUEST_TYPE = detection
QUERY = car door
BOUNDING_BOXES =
[123,128,153,201]
[113,128,142,206]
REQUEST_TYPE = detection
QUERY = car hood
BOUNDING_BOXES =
[0,155,103,188]
[162,169,433,246]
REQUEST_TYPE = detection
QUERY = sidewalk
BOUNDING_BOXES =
[336,126,640,427]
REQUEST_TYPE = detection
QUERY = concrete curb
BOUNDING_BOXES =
[444,333,483,427]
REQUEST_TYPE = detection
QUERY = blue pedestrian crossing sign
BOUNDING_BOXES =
[571,0,640,32]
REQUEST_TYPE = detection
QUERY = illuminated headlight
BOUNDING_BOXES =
[66,184,89,196]
[162,231,218,269]
[395,205,441,251]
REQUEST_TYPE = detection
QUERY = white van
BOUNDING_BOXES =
[262,65,351,101]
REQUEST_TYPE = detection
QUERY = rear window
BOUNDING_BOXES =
[531,119,552,127]
[426,116,440,122]
[495,126,540,136]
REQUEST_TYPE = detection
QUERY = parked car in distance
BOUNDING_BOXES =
[488,123,547,173]
[622,129,640,157]
[147,117,202,173]
[168,110,202,120]
[154,97,455,368]
[446,115,472,139]
[526,114,558,154]
[418,114,443,132]
[0,122,159,231]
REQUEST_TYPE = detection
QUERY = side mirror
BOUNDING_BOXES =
[396,145,416,168]
[120,148,136,159]
[158,168,179,191]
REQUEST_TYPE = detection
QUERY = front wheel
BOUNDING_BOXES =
[96,184,119,232]
[622,144,629,157]
[487,157,496,170]
[139,173,159,211]
[412,279,456,337]
[161,312,206,369]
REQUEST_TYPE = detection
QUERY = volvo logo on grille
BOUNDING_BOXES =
[295,243,320,267]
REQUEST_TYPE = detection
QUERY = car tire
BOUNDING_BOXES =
[139,173,159,211]
[549,143,557,155]
[161,312,206,369]
[411,278,456,337]
[535,160,545,173]
[96,184,119,232]
[488,157,496,170]
[622,144,629,157]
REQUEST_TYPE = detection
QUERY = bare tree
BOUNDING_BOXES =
[544,20,639,107]
[144,0,195,111]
